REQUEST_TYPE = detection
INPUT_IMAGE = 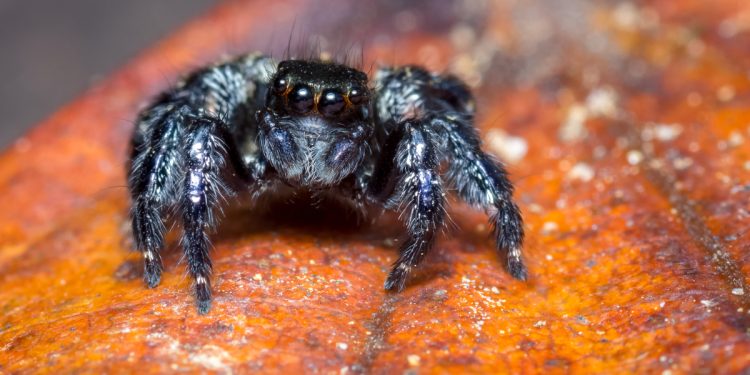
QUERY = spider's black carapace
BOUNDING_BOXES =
[128,53,526,314]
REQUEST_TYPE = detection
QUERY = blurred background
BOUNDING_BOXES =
[0,0,215,149]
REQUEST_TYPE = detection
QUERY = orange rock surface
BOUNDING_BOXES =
[3,0,750,373]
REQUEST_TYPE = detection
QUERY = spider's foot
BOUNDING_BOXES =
[143,251,162,288]
[144,269,161,289]
[195,276,212,315]
[384,263,411,292]
[507,247,528,281]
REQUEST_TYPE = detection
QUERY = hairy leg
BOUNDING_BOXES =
[433,113,527,280]
[129,101,188,288]
[180,116,235,314]
[371,123,447,291]
[373,65,526,282]
[127,54,274,311]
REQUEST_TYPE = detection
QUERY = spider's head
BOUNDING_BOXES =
[258,59,373,187]
[267,60,370,121]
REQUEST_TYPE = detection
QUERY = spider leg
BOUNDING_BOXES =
[129,102,189,288]
[371,122,446,291]
[431,113,527,280]
[128,54,273,313]
[373,65,526,285]
[180,116,237,314]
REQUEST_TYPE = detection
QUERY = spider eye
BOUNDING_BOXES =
[289,84,314,113]
[319,89,345,116]
[348,86,367,105]
[272,76,288,94]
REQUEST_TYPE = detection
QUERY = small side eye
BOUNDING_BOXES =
[320,89,345,116]
[348,86,367,105]
[289,84,314,113]
[272,76,288,94]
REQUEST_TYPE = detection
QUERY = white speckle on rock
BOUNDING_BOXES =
[585,87,620,118]
[732,288,745,296]
[672,157,693,170]
[190,345,234,373]
[560,104,589,142]
[560,88,621,143]
[534,320,547,328]
[486,129,528,164]
[336,342,348,351]
[407,354,421,367]
[729,131,745,147]
[627,150,644,165]
[541,221,559,234]
[253,273,263,282]
[651,123,683,141]
[700,299,717,308]
[568,162,595,182]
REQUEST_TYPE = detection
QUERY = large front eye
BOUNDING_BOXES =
[289,84,314,113]
[320,89,345,116]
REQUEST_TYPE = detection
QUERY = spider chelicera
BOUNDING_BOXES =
[128,53,526,313]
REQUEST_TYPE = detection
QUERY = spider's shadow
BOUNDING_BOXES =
[153,193,393,270]
[213,194,394,242]
[151,195,514,290]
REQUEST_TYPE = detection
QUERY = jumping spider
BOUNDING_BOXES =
[128,53,526,313]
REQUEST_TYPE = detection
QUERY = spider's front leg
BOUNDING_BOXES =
[370,122,446,291]
[180,115,241,313]
[431,113,527,280]
[128,54,272,313]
